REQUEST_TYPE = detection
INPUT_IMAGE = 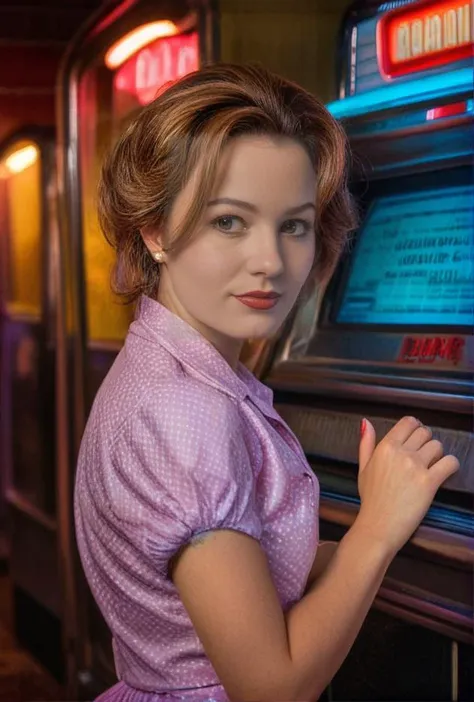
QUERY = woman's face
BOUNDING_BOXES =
[151,135,316,366]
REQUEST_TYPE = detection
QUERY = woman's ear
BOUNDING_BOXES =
[140,225,165,262]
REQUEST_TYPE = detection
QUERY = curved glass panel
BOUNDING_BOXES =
[0,140,42,317]
[78,31,199,343]
[0,138,57,516]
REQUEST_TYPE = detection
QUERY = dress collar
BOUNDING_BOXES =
[130,295,274,410]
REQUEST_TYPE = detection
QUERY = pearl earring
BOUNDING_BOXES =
[154,251,164,263]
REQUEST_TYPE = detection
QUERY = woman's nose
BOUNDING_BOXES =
[247,229,284,278]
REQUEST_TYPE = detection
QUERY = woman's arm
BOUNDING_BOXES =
[304,540,338,593]
[173,521,390,702]
[285,523,390,699]
[172,417,458,701]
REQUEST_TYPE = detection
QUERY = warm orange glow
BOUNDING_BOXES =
[105,21,179,69]
[378,0,473,78]
[4,145,38,174]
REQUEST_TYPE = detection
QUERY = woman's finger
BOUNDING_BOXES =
[359,418,376,472]
[384,416,421,444]
[418,438,444,467]
[428,454,460,488]
[404,425,432,451]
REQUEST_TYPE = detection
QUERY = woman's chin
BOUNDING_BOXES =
[233,318,284,341]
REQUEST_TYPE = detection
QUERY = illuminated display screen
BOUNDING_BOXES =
[336,184,474,326]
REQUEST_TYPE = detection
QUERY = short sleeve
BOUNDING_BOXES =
[110,379,263,577]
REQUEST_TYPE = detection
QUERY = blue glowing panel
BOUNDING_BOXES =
[326,68,473,119]
[336,184,474,326]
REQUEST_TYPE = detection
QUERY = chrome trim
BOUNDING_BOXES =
[273,359,473,392]
[6,489,57,532]
[374,597,472,645]
[376,585,472,644]
[348,111,473,143]
[270,364,473,414]
[319,497,474,566]
[452,641,459,701]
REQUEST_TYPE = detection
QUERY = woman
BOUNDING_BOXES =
[75,64,459,702]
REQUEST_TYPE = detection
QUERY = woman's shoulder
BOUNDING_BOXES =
[77,352,254,518]
[124,373,244,448]
[84,343,244,453]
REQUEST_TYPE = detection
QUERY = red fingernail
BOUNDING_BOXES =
[360,418,367,437]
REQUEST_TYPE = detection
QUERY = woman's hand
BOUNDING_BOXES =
[355,416,459,557]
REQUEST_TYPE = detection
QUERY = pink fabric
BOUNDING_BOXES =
[75,295,320,701]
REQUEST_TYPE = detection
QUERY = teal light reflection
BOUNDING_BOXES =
[327,68,473,119]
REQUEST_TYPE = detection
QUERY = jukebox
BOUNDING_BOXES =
[264,0,473,698]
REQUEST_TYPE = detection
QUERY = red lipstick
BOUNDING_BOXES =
[234,290,281,310]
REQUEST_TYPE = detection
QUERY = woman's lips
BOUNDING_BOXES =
[234,293,281,310]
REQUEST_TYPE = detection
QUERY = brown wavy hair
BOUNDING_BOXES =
[98,62,357,303]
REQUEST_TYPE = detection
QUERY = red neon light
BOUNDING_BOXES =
[114,32,199,106]
[92,0,136,39]
[377,0,473,79]
[398,335,465,364]
[426,100,466,119]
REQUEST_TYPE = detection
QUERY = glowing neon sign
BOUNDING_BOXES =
[114,32,199,106]
[398,335,466,364]
[378,0,473,78]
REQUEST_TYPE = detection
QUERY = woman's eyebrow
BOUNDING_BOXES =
[207,198,316,215]
[286,202,316,215]
[207,197,258,212]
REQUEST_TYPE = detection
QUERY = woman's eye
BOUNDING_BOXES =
[212,215,246,234]
[281,219,311,237]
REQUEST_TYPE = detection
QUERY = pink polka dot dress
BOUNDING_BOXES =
[75,295,320,701]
